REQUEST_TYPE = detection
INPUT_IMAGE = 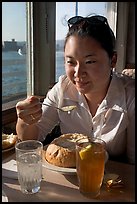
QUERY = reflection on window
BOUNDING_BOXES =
[2,2,27,104]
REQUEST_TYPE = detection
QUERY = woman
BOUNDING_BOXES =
[16,15,135,164]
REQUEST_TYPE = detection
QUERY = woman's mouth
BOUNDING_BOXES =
[75,80,89,88]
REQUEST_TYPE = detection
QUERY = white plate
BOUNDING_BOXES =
[2,190,8,202]
[43,159,76,175]
[2,145,15,153]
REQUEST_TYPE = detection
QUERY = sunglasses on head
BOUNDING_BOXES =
[68,15,108,28]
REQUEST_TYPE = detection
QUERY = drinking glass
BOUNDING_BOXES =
[76,137,105,198]
[15,140,43,194]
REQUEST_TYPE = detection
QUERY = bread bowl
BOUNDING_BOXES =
[44,133,89,167]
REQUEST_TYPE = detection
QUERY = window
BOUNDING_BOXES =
[2,2,27,105]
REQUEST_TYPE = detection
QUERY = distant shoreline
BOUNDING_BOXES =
[2,39,26,52]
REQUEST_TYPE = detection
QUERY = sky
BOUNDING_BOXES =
[2,2,106,41]
[2,2,26,41]
[56,2,106,40]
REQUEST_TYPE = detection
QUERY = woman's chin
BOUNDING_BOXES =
[77,87,89,94]
[76,84,91,94]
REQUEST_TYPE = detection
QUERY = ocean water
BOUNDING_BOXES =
[2,51,65,100]
[56,51,65,80]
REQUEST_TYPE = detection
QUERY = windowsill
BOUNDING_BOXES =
[2,98,25,111]
[2,97,26,125]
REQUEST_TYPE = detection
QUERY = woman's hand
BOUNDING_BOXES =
[122,69,135,78]
[16,96,42,125]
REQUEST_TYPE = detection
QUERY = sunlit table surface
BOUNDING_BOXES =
[2,149,135,202]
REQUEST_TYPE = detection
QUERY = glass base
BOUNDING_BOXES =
[80,189,100,199]
[21,186,40,194]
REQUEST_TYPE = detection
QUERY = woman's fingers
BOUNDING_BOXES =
[16,96,42,124]
[16,96,39,110]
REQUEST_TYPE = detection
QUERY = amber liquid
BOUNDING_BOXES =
[76,142,105,198]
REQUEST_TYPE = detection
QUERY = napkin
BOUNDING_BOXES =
[2,155,18,179]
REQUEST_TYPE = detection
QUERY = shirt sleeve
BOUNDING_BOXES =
[35,75,67,142]
[125,78,135,164]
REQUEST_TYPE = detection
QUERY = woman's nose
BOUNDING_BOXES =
[74,63,86,78]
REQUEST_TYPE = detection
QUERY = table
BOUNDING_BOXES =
[2,150,135,202]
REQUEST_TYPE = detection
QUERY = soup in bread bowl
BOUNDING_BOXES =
[43,133,89,168]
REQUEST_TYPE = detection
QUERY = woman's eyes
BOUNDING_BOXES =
[66,60,96,65]
[85,60,96,64]
[66,60,75,65]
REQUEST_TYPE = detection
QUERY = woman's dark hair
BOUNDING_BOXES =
[64,15,116,58]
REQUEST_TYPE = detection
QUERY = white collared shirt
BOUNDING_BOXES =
[36,73,135,164]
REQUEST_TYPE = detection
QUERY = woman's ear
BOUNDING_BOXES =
[111,51,117,68]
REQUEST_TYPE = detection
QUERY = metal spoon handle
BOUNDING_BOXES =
[40,102,65,112]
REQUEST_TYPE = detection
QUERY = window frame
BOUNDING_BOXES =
[2,2,56,125]
[27,2,56,96]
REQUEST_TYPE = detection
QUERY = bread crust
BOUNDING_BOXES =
[44,133,89,167]
[2,133,17,150]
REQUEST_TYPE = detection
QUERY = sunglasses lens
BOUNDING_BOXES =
[90,16,107,23]
[68,16,83,25]
[68,15,107,27]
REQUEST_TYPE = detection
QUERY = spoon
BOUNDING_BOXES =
[41,103,77,113]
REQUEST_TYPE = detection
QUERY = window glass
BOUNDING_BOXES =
[2,2,27,104]
[56,2,108,82]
